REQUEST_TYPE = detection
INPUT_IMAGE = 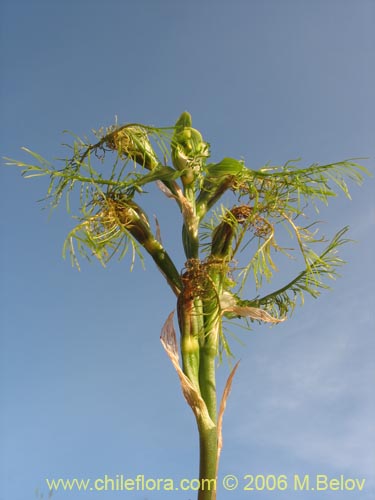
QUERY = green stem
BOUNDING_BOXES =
[182,223,199,260]
[142,238,182,295]
[196,175,234,219]
[114,199,182,295]
[196,263,225,500]
[198,425,218,500]
[182,184,199,259]
[178,271,218,499]
[199,345,217,424]
[178,299,201,392]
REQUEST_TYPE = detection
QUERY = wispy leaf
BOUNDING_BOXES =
[247,226,350,317]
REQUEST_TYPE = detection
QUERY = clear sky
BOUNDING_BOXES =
[1,1,374,499]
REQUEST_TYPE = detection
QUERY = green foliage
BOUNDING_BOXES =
[6,112,369,500]
[5,113,368,322]
[238,226,351,318]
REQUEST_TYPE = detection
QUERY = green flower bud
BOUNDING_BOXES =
[108,197,152,244]
[107,126,159,170]
[211,205,253,259]
[171,112,209,181]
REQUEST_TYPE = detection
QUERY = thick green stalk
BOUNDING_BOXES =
[198,425,218,500]
[196,263,226,500]
[194,209,241,498]
[182,185,199,259]
[178,262,219,500]
[178,294,201,392]
[198,334,218,500]
[196,313,219,500]
[142,238,182,295]
[199,328,218,424]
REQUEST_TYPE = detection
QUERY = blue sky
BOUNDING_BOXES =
[1,1,374,499]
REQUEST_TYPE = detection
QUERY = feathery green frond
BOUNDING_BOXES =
[245,226,350,318]
[237,159,367,210]
[62,194,147,270]
[5,114,368,317]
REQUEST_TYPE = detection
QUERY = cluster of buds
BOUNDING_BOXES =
[106,126,159,170]
[211,205,274,260]
[171,112,209,185]
[211,205,253,259]
[105,195,152,244]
